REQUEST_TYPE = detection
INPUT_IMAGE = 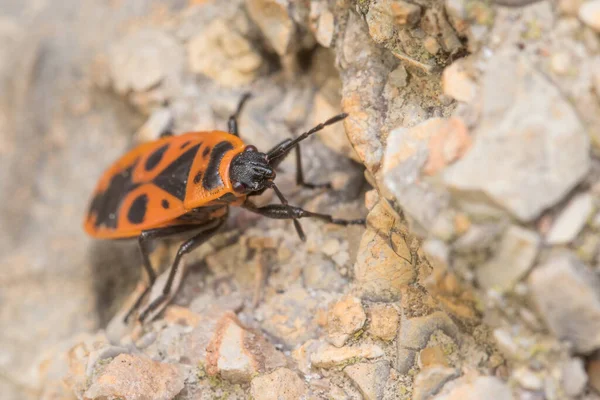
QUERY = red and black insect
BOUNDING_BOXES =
[84,94,364,322]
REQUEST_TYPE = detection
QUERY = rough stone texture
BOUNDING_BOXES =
[579,0,600,32]
[412,366,460,400]
[343,361,390,400]
[327,295,367,347]
[83,354,185,400]
[433,376,514,400]
[546,193,594,245]
[476,225,540,291]
[249,368,308,400]
[529,253,600,353]
[310,342,385,368]
[442,49,590,222]
[368,304,399,341]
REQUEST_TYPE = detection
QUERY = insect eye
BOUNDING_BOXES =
[233,181,247,193]
[245,145,257,152]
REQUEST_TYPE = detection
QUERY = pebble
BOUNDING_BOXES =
[390,0,422,26]
[412,366,459,400]
[443,49,590,222]
[188,19,263,87]
[550,52,571,75]
[83,354,185,400]
[343,361,390,400]
[529,253,600,352]
[327,296,366,347]
[310,342,384,368]
[315,9,335,48]
[420,346,449,368]
[396,312,459,373]
[579,0,600,32]
[432,376,514,400]
[513,367,543,390]
[135,108,174,143]
[560,358,587,397]
[546,193,593,245]
[368,304,399,341]
[108,29,184,94]
[387,65,408,89]
[250,368,308,400]
[442,60,477,103]
[424,36,441,54]
[476,225,540,291]
[246,0,294,55]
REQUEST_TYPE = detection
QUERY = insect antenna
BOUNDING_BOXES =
[268,182,306,241]
[266,113,348,163]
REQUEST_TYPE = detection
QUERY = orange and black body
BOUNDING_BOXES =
[83,94,364,322]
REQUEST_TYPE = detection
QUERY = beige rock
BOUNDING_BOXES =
[391,1,422,26]
[476,225,540,291]
[579,0,600,32]
[397,312,458,373]
[513,367,543,391]
[344,361,390,400]
[587,357,600,393]
[369,304,399,341]
[529,253,600,353]
[83,354,184,400]
[366,1,396,43]
[328,296,367,347]
[311,342,384,368]
[433,376,513,400]
[420,346,449,368]
[560,358,587,397]
[246,0,294,55]
[188,19,263,87]
[442,60,476,103]
[205,313,286,383]
[424,36,441,54]
[546,193,593,244]
[250,368,308,400]
[315,9,335,48]
[413,366,459,400]
[135,108,173,143]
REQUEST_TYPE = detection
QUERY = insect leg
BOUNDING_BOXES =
[243,202,365,226]
[138,218,226,322]
[228,92,252,136]
[123,225,205,323]
[266,139,331,189]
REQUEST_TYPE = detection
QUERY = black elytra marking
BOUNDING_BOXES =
[193,170,203,184]
[180,140,191,149]
[128,194,148,224]
[153,144,201,201]
[145,144,169,171]
[202,146,211,158]
[202,141,234,191]
[161,199,170,209]
[217,192,237,203]
[89,162,140,229]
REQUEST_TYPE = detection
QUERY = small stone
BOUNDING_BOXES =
[311,343,384,368]
[328,296,367,347]
[136,108,173,143]
[546,193,593,245]
[433,376,513,400]
[579,0,600,32]
[397,312,459,373]
[442,50,590,222]
[315,9,334,48]
[424,36,441,54]
[529,253,600,353]
[442,60,476,103]
[560,358,587,397]
[390,0,422,26]
[246,0,295,55]
[420,346,449,368]
[369,304,399,341]
[84,354,184,400]
[205,313,286,383]
[387,65,408,89]
[514,367,543,390]
[493,329,520,359]
[250,368,308,400]
[550,52,571,75]
[476,226,540,291]
[413,366,459,400]
[188,19,263,87]
[108,29,184,94]
[366,1,396,43]
[344,361,390,400]
[322,238,341,256]
[587,358,600,392]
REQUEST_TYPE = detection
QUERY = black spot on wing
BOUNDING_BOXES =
[153,144,200,201]
[89,162,140,229]
[193,170,202,184]
[145,144,169,171]
[128,194,148,224]
[180,140,192,149]
[202,141,234,191]
[202,146,211,158]
[161,199,170,209]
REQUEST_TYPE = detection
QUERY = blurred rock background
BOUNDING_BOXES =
[1,0,600,399]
